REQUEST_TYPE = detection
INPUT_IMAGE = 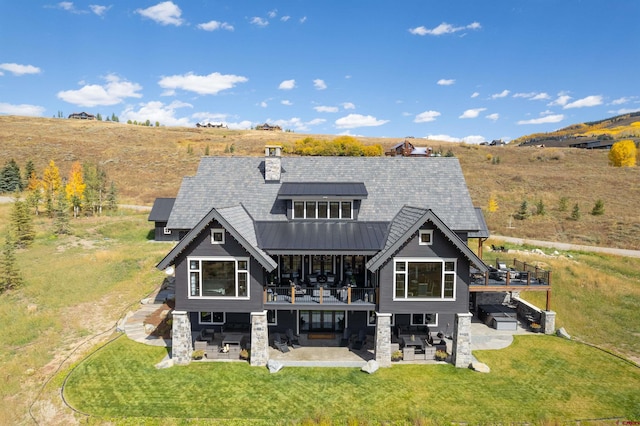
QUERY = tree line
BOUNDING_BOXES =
[0,159,118,292]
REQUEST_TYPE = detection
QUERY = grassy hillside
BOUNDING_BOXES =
[1,115,639,250]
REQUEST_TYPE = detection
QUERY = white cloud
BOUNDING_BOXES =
[611,97,631,105]
[414,110,441,123]
[259,101,268,108]
[58,2,74,11]
[471,92,479,98]
[463,135,486,144]
[281,16,290,22]
[281,100,292,106]
[197,20,234,31]
[563,95,603,109]
[342,102,355,110]
[227,120,253,130]
[0,102,45,116]
[335,113,389,129]
[409,21,481,36]
[278,79,296,90]
[486,113,499,121]
[57,74,142,107]
[136,1,184,26]
[437,79,455,86]
[517,114,564,125]
[531,92,550,101]
[315,106,339,113]
[250,16,269,27]
[299,16,307,24]
[158,72,248,95]
[89,4,111,16]
[313,79,327,90]
[548,94,572,107]
[267,9,277,19]
[121,100,193,126]
[612,107,640,115]
[459,108,486,119]
[270,117,325,132]
[426,134,485,144]
[0,63,42,76]
[491,89,510,99]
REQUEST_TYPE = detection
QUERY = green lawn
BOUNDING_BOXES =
[64,335,640,425]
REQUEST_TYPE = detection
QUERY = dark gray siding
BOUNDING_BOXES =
[173,220,267,313]
[377,226,470,316]
[153,222,180,241]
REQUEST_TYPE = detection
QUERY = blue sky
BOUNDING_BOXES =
[1,1,638,142]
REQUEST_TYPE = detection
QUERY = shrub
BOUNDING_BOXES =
[391,350,403,361]
[591,199,605,216]
[435,350,447,361]
[570,203,581,221]
[535,199,546,216]
[192,349,205,360]
[558,197,569,212]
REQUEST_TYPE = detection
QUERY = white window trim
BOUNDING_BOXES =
[418,230,433,245]
[188,256,250,300]
[211,229,225,244]
[199,311,226,325]
[392,257,457,301]
[410,313,438,327]
[292,200,353,220]
[163,227,172,235]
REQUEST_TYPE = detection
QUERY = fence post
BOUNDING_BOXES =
[291,285,296,304]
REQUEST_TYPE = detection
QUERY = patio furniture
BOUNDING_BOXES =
[222,333,244,347]
[272,333,290,353]
[402,335,425,353]
[351,328,367,350]
[403,346,415,361]
[286,328,301,348]
[199,328,215,344]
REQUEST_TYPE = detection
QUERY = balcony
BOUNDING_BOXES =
[470,258,552,292]
[265,285,376,306]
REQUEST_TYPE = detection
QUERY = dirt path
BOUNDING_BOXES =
[491,235,640,258]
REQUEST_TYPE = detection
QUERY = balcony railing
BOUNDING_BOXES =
[264,286,376,305]
[470,258,552,288]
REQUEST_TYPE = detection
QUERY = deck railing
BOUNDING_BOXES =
[264,286,377,305]
[472,258,552,287]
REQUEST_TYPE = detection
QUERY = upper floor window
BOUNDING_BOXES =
[189,257,249,299]
[393,258,456,300]
[211,229,225,244]
[293,200,352,219]
[419,230,433,245]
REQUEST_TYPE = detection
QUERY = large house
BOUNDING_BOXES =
[158,146,515,367]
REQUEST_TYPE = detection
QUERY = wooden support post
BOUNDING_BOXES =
[263,288,267,304]
[320,286,324,304]
[347,287,352,304]
[546,289,552,311]
[291,285,295,304]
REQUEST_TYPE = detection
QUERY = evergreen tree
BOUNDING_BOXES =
[111,113,119,122]
[591,199,605,216]
[53,189,71,234]
[23,160,35,190]
[106,181,118,212]
[96,112,103,121]
[1,232,23,293]
[570,203,581,221]
[558,197,569,212]
[535,199,546,216]
[10,195,34,248]
[0,159,22,193]
[514,200,530,220]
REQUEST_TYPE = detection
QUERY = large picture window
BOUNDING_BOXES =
[189,257,249,298]
[393,258,456,300]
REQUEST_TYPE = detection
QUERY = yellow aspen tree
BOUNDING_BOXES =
[25,171,43,215]
[42,160,62,217]
[66,161,86,218]
[608,140,637,167]
[488,193,498,213]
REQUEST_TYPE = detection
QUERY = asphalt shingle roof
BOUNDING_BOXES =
[167,156,480,233]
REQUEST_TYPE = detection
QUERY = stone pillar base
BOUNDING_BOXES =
[541,310,556,335]
[374,312,392,368]
[171,310,192,366]
[452,312,472,368]
[250,311,269,367]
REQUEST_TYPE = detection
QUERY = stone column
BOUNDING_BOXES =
[375,312,392,368]
[171,310,192,366]
[541,310,556,335]
[250,311,269,367]
[452,312,472,369]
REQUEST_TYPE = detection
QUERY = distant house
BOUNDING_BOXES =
[148,198,177,241]
[568,140,615,150]
[385,139,432,157]
[256,123,282,131]
[68,112,95,120]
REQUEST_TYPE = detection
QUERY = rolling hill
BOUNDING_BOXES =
[1,115,639,250]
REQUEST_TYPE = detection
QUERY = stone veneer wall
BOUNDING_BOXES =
[250,311,269,366]
[452,313,472,368]
[374,312,392,368]
[171,310,192,365]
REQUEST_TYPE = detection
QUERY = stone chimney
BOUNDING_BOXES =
[264,145,282,182]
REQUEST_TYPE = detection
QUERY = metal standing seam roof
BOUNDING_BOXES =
[255,221,389,253]
[148,198,175,222]
[166,156,482,233]
[277,182,368,198]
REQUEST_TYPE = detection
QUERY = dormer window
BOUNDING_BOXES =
[211,229,225,244]
[419,230,433,245]
[293,200,352,219]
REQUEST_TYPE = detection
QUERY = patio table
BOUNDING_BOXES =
[222,333,244,347]
[402,336,424,351]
